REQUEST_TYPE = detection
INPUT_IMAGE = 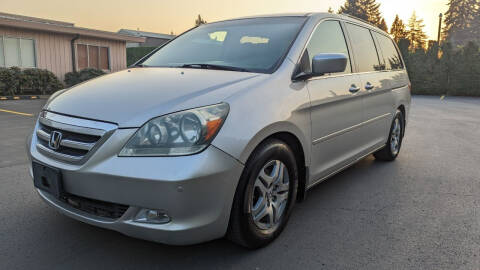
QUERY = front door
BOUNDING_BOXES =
[305,20,367,185]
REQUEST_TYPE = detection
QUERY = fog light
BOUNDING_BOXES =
[134,209,171,224]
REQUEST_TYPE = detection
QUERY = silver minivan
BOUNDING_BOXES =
[27,13,411,248]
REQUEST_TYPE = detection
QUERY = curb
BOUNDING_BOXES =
[0,95,47,101]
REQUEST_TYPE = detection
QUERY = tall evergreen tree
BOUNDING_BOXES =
[195,15,207,26]
[363,0,383,27]
[472,3,480,43]
[338,0,386,29]
[339,0,368,21]
[391,15,407,42]
[379,18,388,32]
[407,12,428,50]
[442,0,478,46]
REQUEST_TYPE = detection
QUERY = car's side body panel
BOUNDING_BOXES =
[214,13,411,190]
[211,60,312,166]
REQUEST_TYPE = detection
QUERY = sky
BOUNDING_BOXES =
[2,0,449,39]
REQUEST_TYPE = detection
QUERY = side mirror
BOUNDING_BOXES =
[311,53,348,76]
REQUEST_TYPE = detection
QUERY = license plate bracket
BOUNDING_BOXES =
[32,162,63,198]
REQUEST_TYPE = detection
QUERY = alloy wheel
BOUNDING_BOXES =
[390,118,402,155]
[250,160,290,231]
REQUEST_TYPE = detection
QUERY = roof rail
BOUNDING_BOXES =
[340,13,380,30]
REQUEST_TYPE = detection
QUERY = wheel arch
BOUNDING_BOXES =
[397,104,407,136]
[238,123,310,202]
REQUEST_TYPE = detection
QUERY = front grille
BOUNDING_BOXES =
[60,193,129,219]
[35,111,117,164]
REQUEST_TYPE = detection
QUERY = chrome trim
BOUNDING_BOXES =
[60,139,95,151]
[39,117,106,137]
[42,111,117,132]
[313,113,391,145]
[40,111,117,136]
[36,129,50,141]
[35,111,118,164]
[36,143,83,162]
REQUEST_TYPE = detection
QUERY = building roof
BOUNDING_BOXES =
[0,12,145,43]
[118,29,175,40]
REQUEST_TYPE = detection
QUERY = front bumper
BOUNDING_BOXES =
[28,128,244,245]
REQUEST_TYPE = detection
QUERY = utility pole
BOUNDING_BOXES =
[437,13,443,44]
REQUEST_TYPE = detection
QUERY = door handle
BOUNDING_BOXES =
[349,84,360,93]
[365,82,374,90]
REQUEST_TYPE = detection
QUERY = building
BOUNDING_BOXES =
[0,12,145,80]
[118,29,174,48]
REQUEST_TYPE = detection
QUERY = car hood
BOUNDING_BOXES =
[45,68,262,127]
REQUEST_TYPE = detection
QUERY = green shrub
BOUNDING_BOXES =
[21,68,64,95]
[127,47,157,66]
[64,68,106,88]
[0,67,21,96]
[401,40,480,96]
[0,67,63,96]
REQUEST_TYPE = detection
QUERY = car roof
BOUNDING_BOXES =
[214,12,389,37]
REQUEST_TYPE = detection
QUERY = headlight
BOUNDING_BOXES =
[119,103,229,156]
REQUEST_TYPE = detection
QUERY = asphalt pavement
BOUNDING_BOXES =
[0,96,479,269]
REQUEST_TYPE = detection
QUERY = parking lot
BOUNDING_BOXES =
[0,96,479,269]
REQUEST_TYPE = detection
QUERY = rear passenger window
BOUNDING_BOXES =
[305,20,352,74]
[345,23,382,72]
[374,33,404,70]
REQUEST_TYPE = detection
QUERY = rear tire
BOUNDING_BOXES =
[374,110,404,161]
[227,139,298,249]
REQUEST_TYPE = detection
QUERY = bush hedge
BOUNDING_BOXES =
[399,40,480,96]
[0,67,64,96]
[126,47,157,66]
[64,68,106,87]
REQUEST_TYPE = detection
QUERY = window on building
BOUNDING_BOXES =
[305,20,352,74]
[0,36,36,68]
[0,38,4,67]
[345,23,382,72]
[77,44,110,70]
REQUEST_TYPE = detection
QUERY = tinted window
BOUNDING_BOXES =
[142,17,306,73]
[345,23,381,72]
[305,20,351,74]
[374,32,404,70]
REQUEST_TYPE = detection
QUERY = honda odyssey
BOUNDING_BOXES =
[27,13,411,248]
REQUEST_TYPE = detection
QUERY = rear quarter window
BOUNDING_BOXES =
[374,32,404,70]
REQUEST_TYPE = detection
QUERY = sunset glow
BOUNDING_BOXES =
[2,0,448,39]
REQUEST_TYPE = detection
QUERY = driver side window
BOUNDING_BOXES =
[304,20,352,74]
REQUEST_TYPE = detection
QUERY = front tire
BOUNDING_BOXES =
[227,139,298,249]
[374,110,404,161]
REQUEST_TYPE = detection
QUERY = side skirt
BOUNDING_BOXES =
[306,144,385,191]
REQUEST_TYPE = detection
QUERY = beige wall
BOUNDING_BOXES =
[0,26,127,80]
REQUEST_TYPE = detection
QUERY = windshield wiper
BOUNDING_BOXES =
[180,64,249,72]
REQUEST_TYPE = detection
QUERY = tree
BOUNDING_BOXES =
[339,0,368,21]
[363,0,383,27]
[338,0,386,28]
[442,0,479,46]
[407,11,428,51]
[195,14,207,26]
[390,15,407,42]
[327,7,334,13]
[378,18,388,32]
[471,3,480,43]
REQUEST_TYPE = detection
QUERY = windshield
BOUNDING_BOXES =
[140,17,306,73]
